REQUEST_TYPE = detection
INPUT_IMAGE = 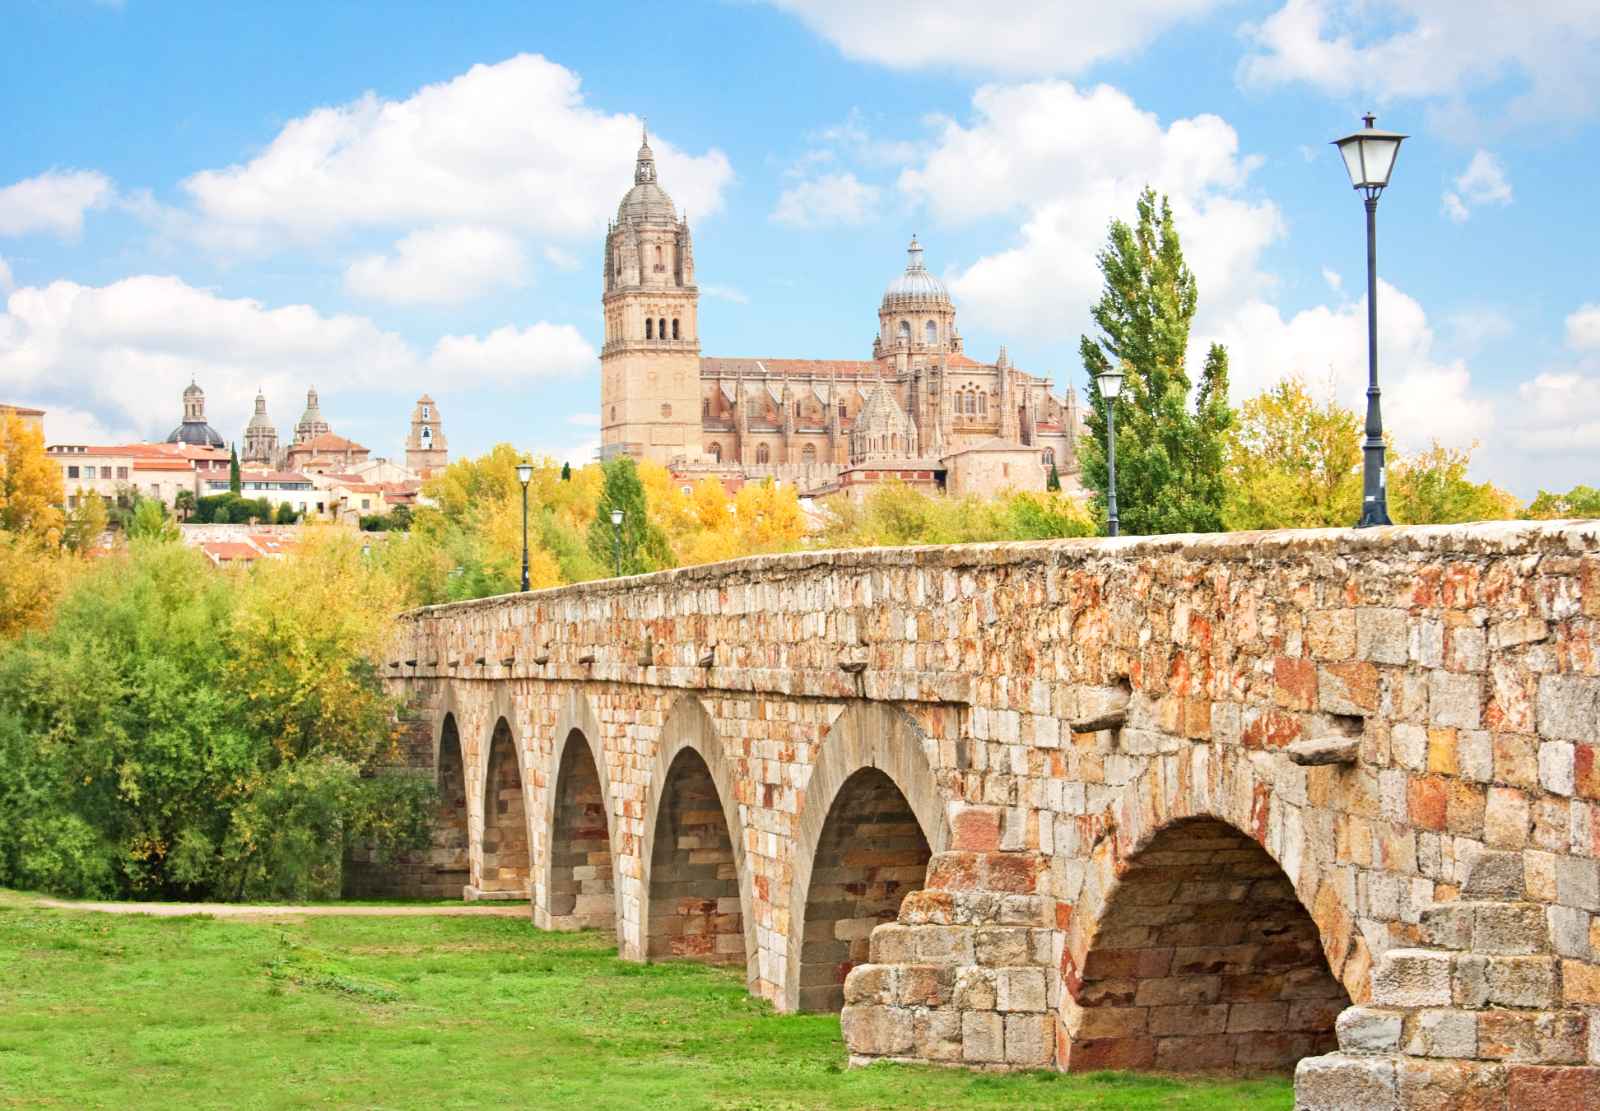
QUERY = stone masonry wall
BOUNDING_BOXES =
[379,521,1600,1106]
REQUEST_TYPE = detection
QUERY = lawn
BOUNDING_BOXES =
[0,895,1294,1110]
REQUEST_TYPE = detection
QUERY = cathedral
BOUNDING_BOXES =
[238,387,447,478]
[599,131,1083,498]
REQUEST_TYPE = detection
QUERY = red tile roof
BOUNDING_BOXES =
[132,460,194,472]
[0,403,46,416]
[290,432,368,452]
[201,541,261,564]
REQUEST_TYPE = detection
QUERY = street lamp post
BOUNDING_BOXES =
[1097,366,1125,537]
[610,507,624,578]
[515,462,533,591]
[1333,114,1407,528]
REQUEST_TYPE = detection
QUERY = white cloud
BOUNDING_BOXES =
[768,0,1225,75]
[1240,1,1600,127]
[181,54,733,249]
[428,323,594,383]
[542,245,581,271]
[0,170,114,238]
[772,171,882,228]
[0,274,594,441]
[1566,304,1600,351]
[0,256,12,294]
[344,225,527,305]
[899,80,1281,336]
[566,412,601,427]
[702,284,751,304]
[1442,150,1512,223]
[1321,267,1343,293]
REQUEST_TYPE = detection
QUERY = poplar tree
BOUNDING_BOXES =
[1078,188,1233,535]
[586,457,671,576]
[228,445,242,495]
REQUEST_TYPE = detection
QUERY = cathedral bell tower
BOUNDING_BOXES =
[600,128,703,464]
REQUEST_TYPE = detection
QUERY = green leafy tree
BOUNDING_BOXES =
[586,457,671,576]
[1225,377,1363,530]
[274,502,298,525]
[1078,188,1233,535]
[127,498,179,542]
[228,446,241,495]
[1388,443,1520,524]
[561,462,572,482]
[61,495,108,553]
[1046,464,1061,492]
[1526,485,1600,520]
[174,490,196,522]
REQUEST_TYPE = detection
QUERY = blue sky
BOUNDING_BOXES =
[3,0,1597,495]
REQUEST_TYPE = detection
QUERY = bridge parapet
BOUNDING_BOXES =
[380,521,1600,1105]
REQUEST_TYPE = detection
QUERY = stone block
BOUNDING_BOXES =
[843,965,895,1005]
[1371,948,1452,1007]
[962,1010,1005,1063]
[1308,610,1356,660]
[912,1009,963,1062]
[1074,1005,1149,1040]
[1357,608,1410,665]
[1505,1064,1600,1109]
[1320,662,1379,716]
[1394,1059,1508,1111]
[954,966,997,1010]
[1475,902,1550,954]
[1557,857,1600,911]
[841,1004,914,1057]
[1419,903,1473,950]
[995,967,1047,1013]
[1404,1008,1478,1059]
[897,965,955,1007]
[1486,956,1559,1008]
[1540,741,1576,797]
[1462,849,1527,899]
[1336,1006,1403,1054]
[1430,672,1483,729]
[974,927,1030,967]
[1003,1013,1053,1067]
[949,804,1003,852]
[1148,1003,1230,1037]
[1292,1053,1399,1111]
[1539,675,1600,742]
[868,924,914,964]
[1478,1010,1589,1064]
[1548,906,1594,960]
[1563,959,1600,1004]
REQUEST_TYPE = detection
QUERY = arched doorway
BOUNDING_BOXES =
[433,713,469,897]
[1069,817,1350,1073]
[479,718,529,895]
[798,767,931,1012]
[646,748,744,964]
[547,729,614,930]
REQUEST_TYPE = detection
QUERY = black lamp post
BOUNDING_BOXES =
[1333,114,1407,528]
[610,507,624,577]
[515,461,533,591]
[1097,366,1124,537]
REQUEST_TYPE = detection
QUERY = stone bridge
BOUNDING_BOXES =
[375,522,1600,1108]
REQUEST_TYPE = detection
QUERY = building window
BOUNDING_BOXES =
[672,318,680,339]
[756,443,770,464]
[67,465,79,479]
[708,442,721,462]
[422,405,430,420]
[924,320,937,345]
[839,402,847,419]
[117,466,129,480]
[794,402,801,418]
[979,392,988,415]
[702,398,710,417]
[1042,448,1055,466]
[898,319,911,343]
[645,318,654,339]
[802,443,816,464]
[661,403,672,418]
[659,317,667,341]
[610,406,617,421]
[421,427,431,445]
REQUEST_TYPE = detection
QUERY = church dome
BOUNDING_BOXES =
[166,420,225,448]
[245,390,273,431]
[616,133,679,225]
[881,236,950,308]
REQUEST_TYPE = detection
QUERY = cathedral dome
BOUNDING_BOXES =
[616,133,679,225]
[881,236,950,308]
[245,390,273,431]
[166,420,225,448]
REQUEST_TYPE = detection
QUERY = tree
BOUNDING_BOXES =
[127,498,180,542]
[174,490,196,522]
[1046,464,1061,492]
[1077,188,1232,535]
[1225,377,1363,530]
[561,462,572,482]
[587,457,671,576]
[1388,443,1520,524]
[0,410,65,542]
[228,446,241,495]
[61,495,108,554]
[274,502,299,525]
[1526,485,1600,520]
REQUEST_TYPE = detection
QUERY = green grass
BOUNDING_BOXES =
[0,895,1293,1110]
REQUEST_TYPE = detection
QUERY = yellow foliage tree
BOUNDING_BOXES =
[0,410,65,543]
[1388,443,1522,524]
[1224,376,1362,530]
[0,531,71,639]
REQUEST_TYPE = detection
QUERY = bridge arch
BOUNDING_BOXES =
[1064,764,1359,1074]
[784,701,950,1013]
[479,713,531,897]
[432,710,470,897]
[639,695,758,988]
[536,690,620,933]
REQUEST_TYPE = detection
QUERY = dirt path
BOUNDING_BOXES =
[33,898,529,919]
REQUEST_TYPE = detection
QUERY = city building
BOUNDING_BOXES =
[405,394,448,478]
[241,389,279,466]
[0,403,46,433]
[599,130,1083,498]
[166,381,227,448]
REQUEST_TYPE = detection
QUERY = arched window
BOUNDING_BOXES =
[672,318,680,339]
[708,442,721,462]
[421,426,431,445]
[654,245,663,267]
[659,318,667,340]
[802,443,816,464]
[979,392,988,415]
[702,398,710,417]
[839,402,847,419]
[898,319,911,343]
[924,320,937,345]
[1042,448,1054,466]
[756,443,770,464]
[646,318,654,340]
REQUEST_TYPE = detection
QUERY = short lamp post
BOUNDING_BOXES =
[1097,366,1125,537]
[1333,113,1407,528]
[610,507,624,578]
[515,461,533,591]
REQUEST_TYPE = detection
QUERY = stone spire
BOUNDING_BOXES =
[242,388,279,466]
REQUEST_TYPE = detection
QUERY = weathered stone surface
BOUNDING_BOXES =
[1372,949,1453,1007]
[1293,1054,1399,1111]
[1336,1007,1404,1054]
[1288,736,1361,766]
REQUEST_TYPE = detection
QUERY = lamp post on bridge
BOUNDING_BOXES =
[516,461,533,592]
[1097,366,1124,537]
[610,507,624,578]
[1332,113,1407,528]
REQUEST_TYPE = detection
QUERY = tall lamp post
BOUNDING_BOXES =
[610,507,624,578]
[1097,366,1125,537]
[515,461,533,591]
[1333,114,1407,528]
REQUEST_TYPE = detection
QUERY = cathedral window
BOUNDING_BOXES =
[708,442,721,462]
[802,444,816,464]
[421,427,431,445]
[756,443,770,464]
[979,392,988,415]
[898,320,911,343]
[646,318,654,340]
[924,320,937,345]
[1043,448,1055,466]
[659,318,667,340]
[672,318,680,339]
